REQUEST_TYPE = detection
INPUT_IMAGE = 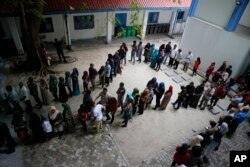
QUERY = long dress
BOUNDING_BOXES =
[150,49,159,68]
[40,85,50,105]
[62,103,75,131]
[58,82,68,103]
[160,92,172,110]
[71,69,80,96]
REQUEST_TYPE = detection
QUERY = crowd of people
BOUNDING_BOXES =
[0,40,249,167]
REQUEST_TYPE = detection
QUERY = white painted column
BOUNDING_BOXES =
[6,17,24,55]
[106,12,113,44]
[141,10,148,40]
[64,14,72,49]
[168,11,177,36]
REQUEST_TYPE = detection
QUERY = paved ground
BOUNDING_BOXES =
[0,35,249,167]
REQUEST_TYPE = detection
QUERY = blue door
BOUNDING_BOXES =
[115,13,127,28]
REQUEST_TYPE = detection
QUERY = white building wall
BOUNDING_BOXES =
[180,17,250,77]
[239,1,250,27]
[39,15,65,42]
[195,0,235,28]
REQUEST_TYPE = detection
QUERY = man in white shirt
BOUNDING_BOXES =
[105,61,111,87]
[93,104,104,133]
[18,82,32,113]
[168,44,177,67]
[183,51,193,72]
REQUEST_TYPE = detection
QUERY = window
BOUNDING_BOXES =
[148,12,159,24]
[177,11,185,23]
[74,15,94,30]
[0,23,5,38]
[39,17,54,33]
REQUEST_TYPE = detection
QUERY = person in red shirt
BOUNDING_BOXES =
[205,62,216,82]
[208,82,226,109]
[106,97,118,124]
[171,143,191,166]
[192,57,201,76]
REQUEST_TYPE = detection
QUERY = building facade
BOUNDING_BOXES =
[0,0,191,55]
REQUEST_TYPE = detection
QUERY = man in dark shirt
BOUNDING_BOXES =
[54,38,66,63]
[182,82,195,108]
[163,41,172,64]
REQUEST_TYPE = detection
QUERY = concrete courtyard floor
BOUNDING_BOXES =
[0,35,250,167]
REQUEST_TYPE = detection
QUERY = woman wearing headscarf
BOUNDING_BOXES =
[189,83,204,109]
[82,71,89,92]
[71,68,80,96]
[40,77,50,105]
[150,44,159,69]
[58,77,68,103]
[143,42,151,63]
[78,104,90,131]
[171,143,191,167]
[138,88,149,115]
[65,71,73,97]
[160,85,173,110]
[153,82,165,110]
[29,111,45,142]
[132,88,140,115]
[49,75,58,101]
[62,103,75,131]
[0,121,16,154]
[49,106,63,139]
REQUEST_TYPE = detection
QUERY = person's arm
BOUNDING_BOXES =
[94,93,101,102]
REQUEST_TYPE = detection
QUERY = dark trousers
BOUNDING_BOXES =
[193,68,197,75]
[155,63,161,71]
[155,95,162,108]
[24,100,33,113]
[106,111,115,124]
[81,121,87,131]
[105,76,110,86]
[14,102,23,113]
[183,95,193,108]
[138,100,145,114]
[132,104,137,115]
[205,74,210,82]
[168,57,174,67]
[33,95,42,107]
[57,50,66,62]
[174,60,180,70]
[173,97,184,109]
[123,118,128,126]
[210,96,220,106]
[52,92,59,101]
[83,82,88,92]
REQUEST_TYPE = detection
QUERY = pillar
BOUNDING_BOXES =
[6,17,24,55]
[168,10,177,37]
[188,0,199,16]
[64,14,72,50]
[141,10,148,40]
[225,0,249,32]
[106,12,113,44]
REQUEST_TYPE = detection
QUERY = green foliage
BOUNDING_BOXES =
[129,0,143,36]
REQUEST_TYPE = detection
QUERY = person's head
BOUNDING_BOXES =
[85,89,91,95]
[159,82,165,90]
[197,57,200,62]
[219,122,228,135]
[54,38,57,42]
[152,77,157,82]
[72,68,78,74]
[119,82,124,88]
[5,85,12,92]
[105,61,109,65]
[147,42,150,46]
[188,51,192,55]
[50,106,57,114]
[65,71,70,77]
[190,135,204,147]
[132,88,139,94]
[90,63,94,68]
[211,62,216,66]
[209,120,217,128]
[59,76,64,83]
[28,77,33,82]
[103,88,107,94]
[173,44,177,49]
[108,54,113,59]
[190,82,194,86]
[242,106,250,112]
[228,65,232,69]
[178,143,189,156]
[139,41,142,45]
[168,41,171,45]
[168,85,173,92]
[133,40,136,44]
[19,82,23,88]
[122,42,126,46]
[178,49,182,53]
[228,107,236,114]
[40,43,45,49]
[223,61,227,65]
